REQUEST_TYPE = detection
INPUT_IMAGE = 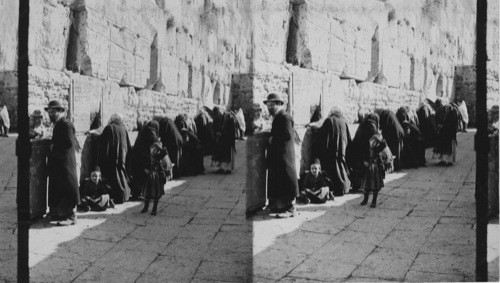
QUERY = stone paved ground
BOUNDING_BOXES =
[0,130,498,282]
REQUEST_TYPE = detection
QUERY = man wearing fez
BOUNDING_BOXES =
[265,93,299,218]
[45,100,80,225]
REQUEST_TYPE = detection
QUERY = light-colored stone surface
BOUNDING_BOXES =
[0,130,498,282]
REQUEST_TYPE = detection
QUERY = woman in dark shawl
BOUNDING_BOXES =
[212,111,237,174]
[97,114,132,204]
[175,114,204,176]
[346,112,379,193]
[194,108,216,156]
[416,101,438,148]
[154,116,183,179]
[433,102,459,166]
[374,109,404,172]
[314,107,352,196]
[130,120,159,199]
[401,120,426,168]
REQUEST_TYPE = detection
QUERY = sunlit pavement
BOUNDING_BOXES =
[0,130,498,282]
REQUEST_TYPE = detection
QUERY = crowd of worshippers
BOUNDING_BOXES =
[294,98,470,208]
[32,103,245,219]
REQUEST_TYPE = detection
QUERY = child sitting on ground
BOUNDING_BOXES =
[141,141,172,215]
[297,159,333,204]
[78,166,115,212]
[360,134,388,208]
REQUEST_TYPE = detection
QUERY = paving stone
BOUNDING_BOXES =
[289,257,357,281]
[384,187,430,198]
[0,258,16,282]
[438,216,475,225]
[410,252,475,277]
[194,260,251,282]
[425,191,457,201]
[176,223,221,239]
[413,200,451,212]
[427,223,475,245]
[209,231,253,253]
[55,238,116,262]
[298,221,342,235]
[344,277,396,282]
[404,270,465,282]
[220,223,252,233]
[189,216,226,226]
[379,229,431,250]
[394,216,440,231]
[363,207,410,219]
[161,236,211,258]
[159,204,199,217]
[443,205,476,218]
[30,256,91,283]
[140,256,201,283]
[351,247,418,281]
[349,216,401,235]
[271,230,332,255]
[330,228,387,246]
[310,241,375,264]
[112,237,171,253]
[376,196,418,210]
[408,209,444,217]
[93,248,159,273]
[127,224,180,242]
[276,276,326,282]
[195,207,232,220]
[73,266,141,282]
[253,248,308,280]
[419,241,475,255]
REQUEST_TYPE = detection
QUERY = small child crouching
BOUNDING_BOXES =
[297,159,333,204]
[360,134,388,208]
[78,166,115,212]
[141,141,173,215]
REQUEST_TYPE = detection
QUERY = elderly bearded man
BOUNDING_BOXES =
[265,93,299,218]
[45,100,80,225]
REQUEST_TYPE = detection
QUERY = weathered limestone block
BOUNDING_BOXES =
[190,67,203,100]
[137,89,198,122]
[322,73,344,118]
[157,50,179,95]
[119,87,139,131]
[178,60,190,97]
[253,1,289,64]
[101,82,123,127]
[28,66,71,115]
[246,132,270,213]
[231,74,256,132]
[399,53,411,89]
[71,75,105,132]
[341,79,360,123]
[0,0,19,72]
[412,59,425,91]
[108,43,134,86]
[290,68,322,126]
[29,0,71,71]
[382,44,401,88]
[355,29,372,80]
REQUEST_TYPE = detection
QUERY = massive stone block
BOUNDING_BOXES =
[28,66,71,115]
[29,0,71,71]
[0,0,19,72]
[290,67,322,126]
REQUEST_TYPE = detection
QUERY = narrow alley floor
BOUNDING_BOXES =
[0,130,498,282]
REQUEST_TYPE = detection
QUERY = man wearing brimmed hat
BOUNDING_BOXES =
[45,100,80,225]
[264,93,299,218]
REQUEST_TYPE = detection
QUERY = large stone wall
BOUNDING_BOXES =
[1,0,499,133]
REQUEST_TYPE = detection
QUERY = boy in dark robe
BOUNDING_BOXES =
[78,166,114,212]
[298,159,332,204]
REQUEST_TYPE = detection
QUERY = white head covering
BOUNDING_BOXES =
[108,113,122,125]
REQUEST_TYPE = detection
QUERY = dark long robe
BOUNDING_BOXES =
[314,113,351,196]
[194,111,215,156]
[79,131,101,190]
[213,112,236,167]
[267,110,299,202]
[48,118,80,217]
[401,122,426,168]
[375,109,404,171]
[131,121,159,198]
[346,114,379,191]
[416,103,437,148]
[97,121,132,204]
[179,129,205,176]
[78,180,114,212]
[154,116,183,179]
[434,104,459,156]
[300,172,330,203]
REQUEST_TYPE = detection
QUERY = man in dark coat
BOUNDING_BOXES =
[314,107,351,196]
[265,93,299,218]
[154,116,183,179]
[45,100,80,225]
[98,114,132,204]
[374,109,404,171]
